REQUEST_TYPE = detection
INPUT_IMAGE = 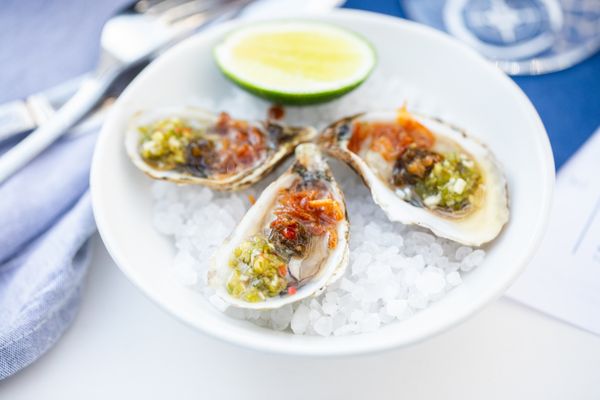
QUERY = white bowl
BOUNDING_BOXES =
[91,9,554,356]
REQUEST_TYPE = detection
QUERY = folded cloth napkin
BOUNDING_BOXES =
[0,131,97,380]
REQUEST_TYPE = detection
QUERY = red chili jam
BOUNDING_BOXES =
[270,186,344,253]
[348,108,435,161]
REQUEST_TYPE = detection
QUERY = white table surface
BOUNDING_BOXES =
[1,235,599,399]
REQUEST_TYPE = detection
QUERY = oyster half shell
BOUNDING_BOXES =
[209,143,349,310]
[320,109,509,246]
[125,107,316,191]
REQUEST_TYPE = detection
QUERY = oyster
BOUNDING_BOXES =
[125,107,316,190]
[209,143,349,309]
[319,108,509,246]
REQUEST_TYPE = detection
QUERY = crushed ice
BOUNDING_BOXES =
[150,74,486,336]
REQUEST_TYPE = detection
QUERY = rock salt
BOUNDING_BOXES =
[291,304,310,334]
[340,277,355,293]
[359,314,381,333]
[455,246,473,261]
[350,309,365,322]
[465,249,485,267]
[325,292,339,304]
[415,267,446,296]
[409,231,435,245]
[308,309,321,322]
[322,301,338,316]
[351,252,372,276]
[314,316,334,336]
[270,305,293,331]
[408,290,429,309]
[366,262,392,282]
[446,271,462,286]
[151,74,488,337]
[350,284,366,301]
[385,299,408,319]
[333,324,355,336]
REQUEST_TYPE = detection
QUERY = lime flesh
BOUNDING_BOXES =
[214,21,377,105]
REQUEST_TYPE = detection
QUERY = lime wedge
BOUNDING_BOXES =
[214,21,376,105]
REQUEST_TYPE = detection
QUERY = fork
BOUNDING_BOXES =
[0,0,253,184]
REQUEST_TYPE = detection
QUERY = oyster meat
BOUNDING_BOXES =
[125,107,316,190]
[319,107,509,246]
[209,143,349,309]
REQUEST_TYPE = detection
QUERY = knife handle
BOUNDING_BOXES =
[0,77,108,184]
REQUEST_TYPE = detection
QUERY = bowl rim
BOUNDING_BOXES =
[90,8,555,357]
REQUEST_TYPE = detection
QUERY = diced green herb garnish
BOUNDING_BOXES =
[227,235,288,302]
[413,153,481,212]
[138,118,195,169]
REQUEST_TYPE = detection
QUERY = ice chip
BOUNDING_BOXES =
[291,304,310,334]
[314,316,334,336]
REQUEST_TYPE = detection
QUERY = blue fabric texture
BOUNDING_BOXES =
[0,133,97,380]
[0,0,128,380]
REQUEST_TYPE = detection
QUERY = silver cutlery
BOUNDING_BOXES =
[0,0,253,183]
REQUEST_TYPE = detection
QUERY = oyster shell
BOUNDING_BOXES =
[125,107,316,191]
[319,108,509,246]
[209,143,349,310]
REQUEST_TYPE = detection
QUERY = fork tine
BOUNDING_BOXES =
[158,0,229,24]
[137,0,195,15]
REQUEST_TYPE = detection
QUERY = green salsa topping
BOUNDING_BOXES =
[137,113,271,178]
[413,152,481,212]
[227,234,288,302]
[351,110,483,215]
[225,177,344,303]
[138,118,194,170]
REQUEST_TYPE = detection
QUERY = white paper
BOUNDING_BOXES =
[506,126,600,335]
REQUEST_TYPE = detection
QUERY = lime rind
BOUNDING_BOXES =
[216,60,374,105]
[213,20,377,105]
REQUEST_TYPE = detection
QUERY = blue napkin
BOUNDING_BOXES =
[0,131,97,379]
